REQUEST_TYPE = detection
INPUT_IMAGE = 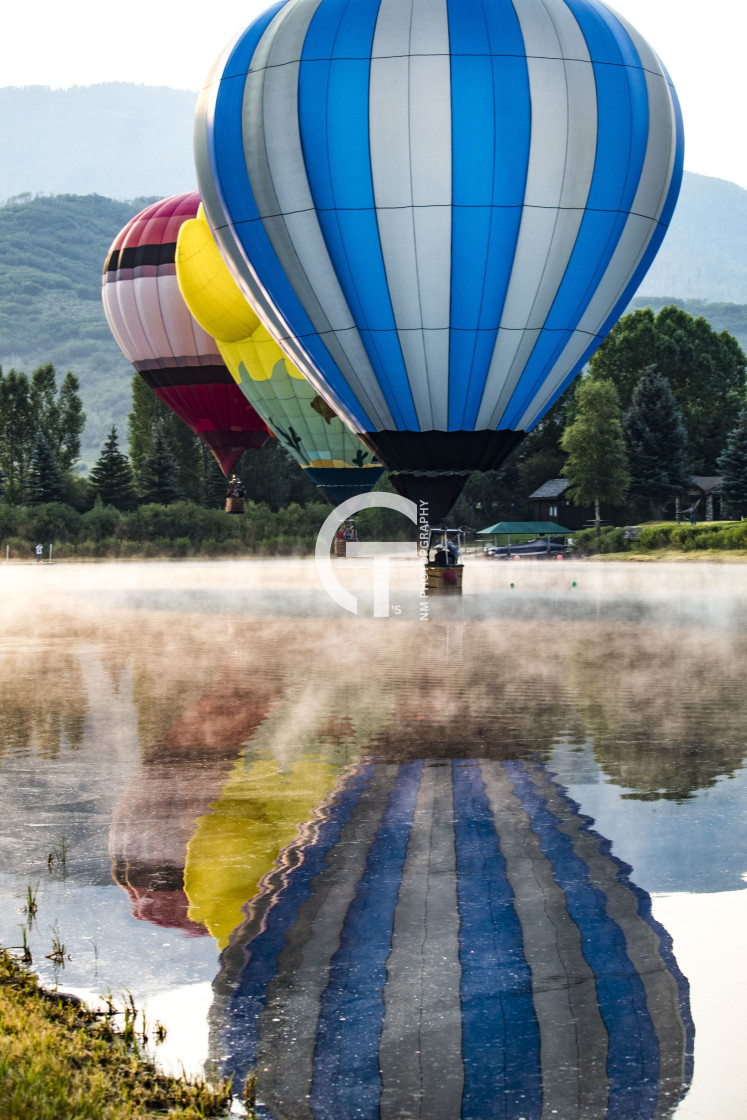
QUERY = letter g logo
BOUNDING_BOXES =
[315,494,419,616]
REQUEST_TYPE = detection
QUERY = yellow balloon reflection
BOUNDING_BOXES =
[184,752,341,950]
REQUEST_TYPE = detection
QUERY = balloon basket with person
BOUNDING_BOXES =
[334,520,358,557]
[425,528,465,594]
[225,474,246,515]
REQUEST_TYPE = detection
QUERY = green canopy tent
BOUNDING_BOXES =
[477,521,573,548]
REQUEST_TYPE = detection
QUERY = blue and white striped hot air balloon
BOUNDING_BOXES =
[195,0,683,516]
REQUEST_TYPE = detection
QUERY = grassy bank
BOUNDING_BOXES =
[0,949,235,1120]
[0,499,330,561]
[571,520,747,559]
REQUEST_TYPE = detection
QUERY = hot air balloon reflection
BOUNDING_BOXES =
[175,207,384,506]
[209,759,693,1120]
[102,192,271,478]
[195,0,683,519]
[110,669,275,935]
[184,680,394,950]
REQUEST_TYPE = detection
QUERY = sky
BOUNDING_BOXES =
[1,0,745,190]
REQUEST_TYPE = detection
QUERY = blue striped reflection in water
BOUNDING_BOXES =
[212,759,693,1120]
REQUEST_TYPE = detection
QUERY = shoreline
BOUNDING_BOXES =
[2,550,746,565]
[0,947,238,1119]
[582,549,747,562]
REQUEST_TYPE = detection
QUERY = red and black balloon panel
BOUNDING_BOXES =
[102,191,270,476]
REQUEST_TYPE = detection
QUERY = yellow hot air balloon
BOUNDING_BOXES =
[176,208,383,505]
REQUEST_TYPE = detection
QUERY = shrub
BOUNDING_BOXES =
[636,524,675,550]
[1,535,31,560]
[200,537,223,555]
[26,502,82,543]
[80,501,122,542]
[596,527,630,554]
[570,526,632,557]
[636,521,745,552]
[727,520,747,548]
[172,536,193,557]
[0,504,22,537]
[201,536,245,556]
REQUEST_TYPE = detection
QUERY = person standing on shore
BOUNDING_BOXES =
[35,544,43,564]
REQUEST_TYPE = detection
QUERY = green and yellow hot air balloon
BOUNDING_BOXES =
[176,207,383,505]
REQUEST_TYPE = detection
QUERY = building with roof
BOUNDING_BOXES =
[686,477,723,521]
[528,479,595,530]
[530,476,726,527]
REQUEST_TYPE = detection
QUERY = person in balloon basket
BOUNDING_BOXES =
[227,475,245,499]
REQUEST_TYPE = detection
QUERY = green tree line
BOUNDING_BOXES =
[0,363,85,505]
[0,499,330,560]
[3,304,747,556]
[451,304,747,530]
[0,366,322,515]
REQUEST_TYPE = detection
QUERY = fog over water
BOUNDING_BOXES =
[1,558,745,1118]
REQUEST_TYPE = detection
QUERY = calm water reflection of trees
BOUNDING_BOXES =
[2,591,745,805]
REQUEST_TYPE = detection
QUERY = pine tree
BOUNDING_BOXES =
[140,429,184,505]
[88,427,138,510]
[30,363,60,444]
[717,411,747,518]
[57,370,86,471]
[623,369,691,521]
[560,378,630,532]
[28,432,66,504]
[200,446,231,508]
[128,376,202,501]
[0,367,36,503]
[239,441,319,510]
[29,363,85,471]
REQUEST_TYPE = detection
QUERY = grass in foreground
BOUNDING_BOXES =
[0,949,233,1120]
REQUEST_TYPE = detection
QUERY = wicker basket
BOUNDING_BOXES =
[424,564,463,593]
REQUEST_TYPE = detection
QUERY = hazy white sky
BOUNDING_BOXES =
[1,0,745,189]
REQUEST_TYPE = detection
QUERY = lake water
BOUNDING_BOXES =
[1,557,746,1119]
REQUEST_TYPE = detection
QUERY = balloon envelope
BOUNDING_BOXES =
[175,209,384,504]
[195,0,683,484]
[102,192,270,476]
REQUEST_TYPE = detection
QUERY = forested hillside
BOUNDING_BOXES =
[0,194,154,463]
[627,297,747,354]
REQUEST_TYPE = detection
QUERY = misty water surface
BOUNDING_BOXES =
[0,558,745,1119]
